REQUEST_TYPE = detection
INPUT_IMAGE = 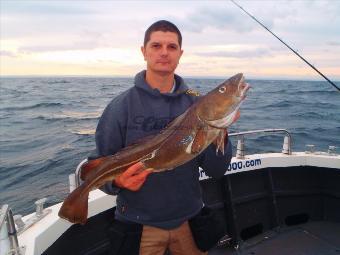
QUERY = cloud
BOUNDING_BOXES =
[170,6,259,33]
[1,0,339,78]
[0,50,17,58]
[328,41,340,46]
[168,1,303,35]
[2,2,93,16]
[18,40,101,53]
[194,48,272,59]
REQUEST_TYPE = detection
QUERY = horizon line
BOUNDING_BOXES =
[1,74,339,83]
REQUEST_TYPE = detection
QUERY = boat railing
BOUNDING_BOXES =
[0,204,23,255]
[228,128,292,158]
[0,198,51,254]
[73,159,88,191]
[70,129,292,190]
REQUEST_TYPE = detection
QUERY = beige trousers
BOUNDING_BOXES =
[139,221,208,255]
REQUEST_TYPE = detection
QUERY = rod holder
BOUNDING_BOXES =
[306,144,315,154]
[328,146,336,155]
[282,135,291,155]
[236,136,245,159]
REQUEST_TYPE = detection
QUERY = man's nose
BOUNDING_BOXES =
[160,46,168,56]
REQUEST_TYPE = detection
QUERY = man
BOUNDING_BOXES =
[94,20,232,255]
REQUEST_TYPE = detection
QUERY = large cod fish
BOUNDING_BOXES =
[59,73,250,224]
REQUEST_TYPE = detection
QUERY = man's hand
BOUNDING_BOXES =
[113,162,153,191]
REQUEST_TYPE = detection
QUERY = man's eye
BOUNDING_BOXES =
[169,45,178,50]
[152,44,160,48]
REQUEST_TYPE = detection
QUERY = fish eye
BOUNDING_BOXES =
[219,86,226,93]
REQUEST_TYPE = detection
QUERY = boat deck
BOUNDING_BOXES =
[210,221,340,255]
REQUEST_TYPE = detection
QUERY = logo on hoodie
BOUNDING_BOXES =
[185,89,200,97]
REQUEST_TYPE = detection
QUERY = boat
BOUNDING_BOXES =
[1,128,339,255]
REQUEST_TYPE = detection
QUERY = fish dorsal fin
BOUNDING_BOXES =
[213,129,228,155]
[191,128,208,154]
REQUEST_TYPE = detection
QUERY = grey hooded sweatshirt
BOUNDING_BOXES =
[93,70,232,229]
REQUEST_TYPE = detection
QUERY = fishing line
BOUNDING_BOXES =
[230,0,340,91]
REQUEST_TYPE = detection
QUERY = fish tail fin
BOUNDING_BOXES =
[58,184,89,225]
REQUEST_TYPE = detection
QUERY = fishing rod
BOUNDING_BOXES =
[230,0,340,91]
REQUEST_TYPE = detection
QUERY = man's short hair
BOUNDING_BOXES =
[144,20,182,48]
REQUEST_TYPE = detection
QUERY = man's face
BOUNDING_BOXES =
[141,31,183,75]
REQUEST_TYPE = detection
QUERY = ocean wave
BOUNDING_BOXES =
[0,158,58,190]
[71,129,96,135]
[59,111,102,119]
[262,89,287,94]
[0,86,29,96]
[100,83,127,90]
[299,89,335,94]
[34,111,101,121]
[262,101,292,108]
[46,80,71,84]
[261,99,337,109]
[262,89,335,95]
[298,100,337,108]
[292,111,339,119]
[0,102,63,111]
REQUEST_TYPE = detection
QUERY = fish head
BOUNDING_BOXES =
[197,73,250,128]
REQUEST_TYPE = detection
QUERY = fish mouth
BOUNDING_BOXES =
[238,75,251,101]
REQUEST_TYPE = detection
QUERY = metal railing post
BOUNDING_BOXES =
[74,159,88,189]
[236,136,245,159]
[6,209,21,255]
[0,205,11,255]
[1,204,22,255]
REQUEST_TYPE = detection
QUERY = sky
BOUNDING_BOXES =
[1,0,339,80]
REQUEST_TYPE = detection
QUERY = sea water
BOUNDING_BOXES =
[0,77,339,215]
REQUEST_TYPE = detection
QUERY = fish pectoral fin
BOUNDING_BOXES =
[213,129,228,155]
[191,129,208,154]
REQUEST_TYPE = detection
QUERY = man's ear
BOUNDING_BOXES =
[141,46,146,61]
